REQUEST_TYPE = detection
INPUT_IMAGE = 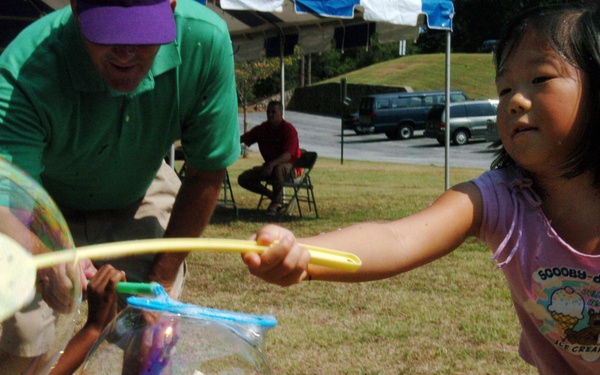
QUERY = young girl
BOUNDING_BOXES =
[241,4,600,374]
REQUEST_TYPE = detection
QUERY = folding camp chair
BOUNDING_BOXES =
[173,147,238,217]
[217,170,238,217]
[257,150,319,219]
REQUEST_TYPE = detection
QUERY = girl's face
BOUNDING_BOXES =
[495,31,588,177]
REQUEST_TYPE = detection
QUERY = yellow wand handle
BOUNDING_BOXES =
[32,238,361,272]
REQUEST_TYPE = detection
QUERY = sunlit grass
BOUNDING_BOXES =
[178,153,537,374]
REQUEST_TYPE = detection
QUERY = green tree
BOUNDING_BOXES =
[235,56,279,134]
[308,35,405,83]
[251,56,299,99]
[418,0,579,53]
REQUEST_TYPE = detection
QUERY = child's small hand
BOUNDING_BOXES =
[242,224,311,286]
[85,265,126,332]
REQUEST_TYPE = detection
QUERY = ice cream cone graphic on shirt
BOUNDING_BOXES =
[551,311,580,332]
[547,287,585,333]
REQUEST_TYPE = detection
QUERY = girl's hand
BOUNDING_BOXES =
[242,224,311,286]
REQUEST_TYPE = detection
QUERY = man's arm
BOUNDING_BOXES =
[146,166,225,293]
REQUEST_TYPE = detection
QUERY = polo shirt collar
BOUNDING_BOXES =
[64,15,181,97]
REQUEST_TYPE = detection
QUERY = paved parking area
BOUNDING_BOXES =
[239,110,496,170]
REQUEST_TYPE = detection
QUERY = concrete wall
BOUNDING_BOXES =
[287,83,411,116]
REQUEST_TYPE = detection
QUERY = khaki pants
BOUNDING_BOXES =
[238,162,293,204]
[64,162,186,301]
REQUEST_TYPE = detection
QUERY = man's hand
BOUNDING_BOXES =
[37,262,79,313]
[80,259,98,299]
[146,273,176,299]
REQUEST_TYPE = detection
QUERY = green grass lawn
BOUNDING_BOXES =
[178,153,537,374]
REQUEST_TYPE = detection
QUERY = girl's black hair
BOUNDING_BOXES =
[491,3,600,187]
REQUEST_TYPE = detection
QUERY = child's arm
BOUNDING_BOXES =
[243,181,483,286]
[49,265,126,375]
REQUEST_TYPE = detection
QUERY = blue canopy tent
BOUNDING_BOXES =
[201,0,453,59]
[3,1,453,60]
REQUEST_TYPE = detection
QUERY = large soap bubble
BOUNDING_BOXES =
[0,158,80,374]
[81,287,277,374]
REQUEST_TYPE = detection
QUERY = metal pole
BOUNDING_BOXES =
[444,30,451,190]
[340,78,347,165]
[280,33,285,115]
[168,144,176,169]
[307,53,312,86]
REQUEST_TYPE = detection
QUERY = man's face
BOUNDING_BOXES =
[81,41,160,93]
[266,105,283,126]
[70,0,174,93]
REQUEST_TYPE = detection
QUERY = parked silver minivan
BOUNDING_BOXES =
[424,99,499,145]
[357,90,470,140]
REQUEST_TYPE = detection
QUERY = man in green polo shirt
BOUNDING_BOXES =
[0,0,239,371]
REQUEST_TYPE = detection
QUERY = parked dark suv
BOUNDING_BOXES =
[342,112,361,134]
[357,90,470,140]
[424,99,499,145]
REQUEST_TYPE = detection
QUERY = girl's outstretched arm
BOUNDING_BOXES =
[243,181,483,286]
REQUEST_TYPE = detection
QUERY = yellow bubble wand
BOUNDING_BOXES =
[0,235,361,321]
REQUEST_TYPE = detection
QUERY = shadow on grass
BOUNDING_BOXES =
[411,139,494,149]
[341,134,432,145]
[339,137,394,145]
[210,206,318,225]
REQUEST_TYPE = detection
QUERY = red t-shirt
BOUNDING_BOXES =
[241,119,301,164]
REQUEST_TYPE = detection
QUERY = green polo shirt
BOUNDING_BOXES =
[0,0,240,210]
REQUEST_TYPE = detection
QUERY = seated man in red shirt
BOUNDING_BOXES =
[239,101,301,216]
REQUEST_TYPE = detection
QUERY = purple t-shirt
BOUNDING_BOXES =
[474,167,600,374]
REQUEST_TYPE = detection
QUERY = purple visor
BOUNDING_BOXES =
[77,0,176,45]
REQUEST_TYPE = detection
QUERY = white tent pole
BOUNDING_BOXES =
[169,144,175,170]
[279,28,285,114]
[444,29,451,190]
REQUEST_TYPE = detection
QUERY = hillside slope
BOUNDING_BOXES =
[320,53,498,100]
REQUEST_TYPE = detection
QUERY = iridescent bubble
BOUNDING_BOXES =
[82,287,277,374]
[0,158,80,374]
